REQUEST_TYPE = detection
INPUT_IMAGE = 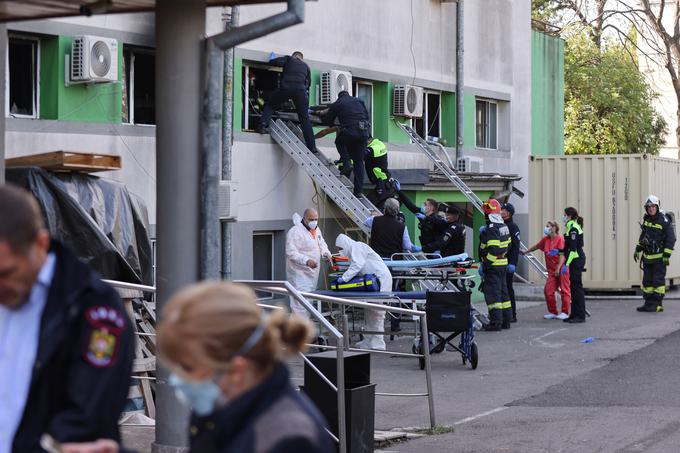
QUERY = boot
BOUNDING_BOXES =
[637,303,663,312]
[501,322,511,330]
[369,335,386,351]
[354,336,372,349]
[484,322,502,332]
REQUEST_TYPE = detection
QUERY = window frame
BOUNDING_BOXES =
[353,79,374,125]
[241,61,283,132]
[6,34,40,119]
[475,98,498,150]
[123,46,155,126]
[423,90,441,141]
[252,231,276,300]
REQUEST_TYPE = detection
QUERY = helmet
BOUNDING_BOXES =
[482,199,502,215]
[645,195,660,209]
[501,202,515,216]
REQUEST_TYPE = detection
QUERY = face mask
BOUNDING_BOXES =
[307,220,318,230]
[169,373,224,416]
[544,226,551,236]
[563,215,569,224]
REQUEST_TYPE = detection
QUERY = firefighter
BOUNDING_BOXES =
[365,136,391,195]
[634,195,676,312]
[501,202,520,323]
[558,207,587,323]
[478,199,512,331]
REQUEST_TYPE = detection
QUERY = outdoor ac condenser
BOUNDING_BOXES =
[393,85,423,118]
[70,35,118,83]
[218,181,239,220]
[457,156,484,173]
[320,70,352,104]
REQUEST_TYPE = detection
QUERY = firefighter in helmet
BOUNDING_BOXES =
[478,199,513,331]
[634,195,676,312]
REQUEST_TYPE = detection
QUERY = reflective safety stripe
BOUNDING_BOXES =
[372,167,388,181]
[567,220,583,234]
[643,253,663,260]
[486,253,508,266]
[368,139,388,157]
[566,250,580,266]
[500,239,511,247]
[480,244,487,250]
[664,248,674,255]
[487,240,501,246]
[643,221,663,230]
[654,286,666,295]
[487,302,504,310]
[335,279,375,290]
[642,286,654,294]
[501,301,512,309]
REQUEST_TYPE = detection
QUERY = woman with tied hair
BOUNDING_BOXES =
[63,281,332,453]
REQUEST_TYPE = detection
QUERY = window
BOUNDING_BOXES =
[123,47,155,125]
[242,63,284,131]
[7,36,38,118]
[353,80,373,123]
[414,91,441,141]
[476,99,497,149]
[253,232,274,298]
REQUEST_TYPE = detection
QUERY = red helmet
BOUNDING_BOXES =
[482,199,501,215]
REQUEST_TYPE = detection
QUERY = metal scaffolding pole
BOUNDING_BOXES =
[0,24,6,184]
[154,0,204,450]
[456,0,464,163]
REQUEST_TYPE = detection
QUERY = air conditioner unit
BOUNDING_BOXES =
[320,70,352,104]
[218,181,239,220]
[457,156,483,173]
[70,35,118,83]
[393,85,423,118]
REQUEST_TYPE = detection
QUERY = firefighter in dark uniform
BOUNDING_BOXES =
[634,195,676,312]
[424,204,466,257]
[259,51,318,153]
[0,184,134,452]
[323,91,371,196]
[478,199,512,331]
[501,203,521,323]
[559,207,587,323]
[365,136,391,195]
[417,199,448,252]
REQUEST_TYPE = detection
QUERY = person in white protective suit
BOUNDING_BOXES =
[285,208,331,317]
[335,233,393,351]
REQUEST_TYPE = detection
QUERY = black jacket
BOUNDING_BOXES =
[426,221,466,257]
[420,214,448,250]
[504,219,521,266]
[638,211,676,262]
[370,214,406,258]
[479,218,510,268]
[270,56,311,90]
[12,241,134,452]
[324,92,370,135]
[189,364,332,453]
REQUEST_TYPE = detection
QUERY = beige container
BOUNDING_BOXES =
[528,154,680,289]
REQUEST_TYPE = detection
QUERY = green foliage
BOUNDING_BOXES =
[564,34,667,155]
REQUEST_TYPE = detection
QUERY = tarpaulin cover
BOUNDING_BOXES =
[6,167,152,285]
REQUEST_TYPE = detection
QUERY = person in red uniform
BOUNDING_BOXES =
[522,220,571,320]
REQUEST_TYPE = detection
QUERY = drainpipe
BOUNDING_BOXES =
[201,0,305,279]
[456,0,464,163]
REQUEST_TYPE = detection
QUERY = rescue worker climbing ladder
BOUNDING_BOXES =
[478,199,513,331]
[365,136,391,195]
[634,195,676,313]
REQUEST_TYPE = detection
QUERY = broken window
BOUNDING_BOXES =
[414,91,441,141]
[476,99,497,149]
[8,36,38,117]
[242,63,286,131]
[123,47,155,125]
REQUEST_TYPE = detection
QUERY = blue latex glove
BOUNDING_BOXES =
[433,250,441,256]
[336,276,344,284]
[479,225,486,234]
[393,179,401,190]
[411,245,422,252]
[415,213,426,220]
[478,264,484,278]
[268,51,277,61]
[560,266,568,276]
[548,249,559,257]
[507,264,516,274]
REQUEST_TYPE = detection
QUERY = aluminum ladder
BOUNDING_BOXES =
[269,119,377,234]
[396,123,549,279]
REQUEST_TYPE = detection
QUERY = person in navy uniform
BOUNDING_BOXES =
[0,184,134,453]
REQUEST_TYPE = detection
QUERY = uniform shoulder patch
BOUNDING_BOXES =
[84,306,126,368]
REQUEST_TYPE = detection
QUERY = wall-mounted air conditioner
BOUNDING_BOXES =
[393,85,423,118]
[457,156,483,173]
[218,181,239,220]
[69,35,118,83]
[320,70,352,104]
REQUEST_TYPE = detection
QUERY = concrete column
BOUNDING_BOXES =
[0,24,6,184]
[153,1,204,451]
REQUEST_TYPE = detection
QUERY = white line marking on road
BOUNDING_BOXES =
[531,328,567,349]
[453,407,508,425]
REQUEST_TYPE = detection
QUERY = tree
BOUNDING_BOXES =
[564,33,666,154]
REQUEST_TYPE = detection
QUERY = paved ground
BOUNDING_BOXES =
[123,294,680,452]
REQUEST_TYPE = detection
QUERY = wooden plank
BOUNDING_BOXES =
[132,357,156,373]
[142,301,157,322]
[5,151,122,173]
[128,385,143,399]
[140,374,156,419]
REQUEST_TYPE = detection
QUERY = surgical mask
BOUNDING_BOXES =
[544,226,551,236]
[169,373,224,416]
[307,220,318,230]
[563,215,569,224]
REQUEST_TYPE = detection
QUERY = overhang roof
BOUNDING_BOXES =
[0,1,292,23]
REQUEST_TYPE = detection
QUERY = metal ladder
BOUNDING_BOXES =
[269,119,377,234]
[397,123,549,279]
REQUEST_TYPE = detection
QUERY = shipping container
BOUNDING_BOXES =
[528,154,680,289]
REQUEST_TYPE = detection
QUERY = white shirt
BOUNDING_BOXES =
[0,253,56,453]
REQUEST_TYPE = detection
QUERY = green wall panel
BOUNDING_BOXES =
[531,31,565,155]
[39,36,59,119]
[441,92,456,148]
[233,57,243,130]
[372,82,390,141]
[463,93,476,149]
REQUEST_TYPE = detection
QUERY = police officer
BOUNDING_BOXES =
[418,199,448,252]
[259,51,318,154]
[0,184,134,452]
[559,207,587,323]
[365,136,391,195]
[501,202,521,323]
[478,199,512,331]
[634,195,676,312]
[323,91,371,196]
[424,204,466,257]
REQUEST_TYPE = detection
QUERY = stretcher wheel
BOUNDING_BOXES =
[470,342,479,370]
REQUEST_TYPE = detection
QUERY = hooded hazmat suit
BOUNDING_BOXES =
[335,234,392,350]
[286,213,331,317]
